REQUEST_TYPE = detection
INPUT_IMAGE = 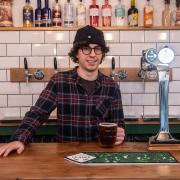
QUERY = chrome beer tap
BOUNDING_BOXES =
[141,46,180,144]
[24,57,33,85]
[110,57,128,80]
[110,57,117,80]
[54,57,58,74]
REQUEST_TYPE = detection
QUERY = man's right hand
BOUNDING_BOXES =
[0,141,25,157]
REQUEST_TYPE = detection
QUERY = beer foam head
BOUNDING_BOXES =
[99,122,117,127]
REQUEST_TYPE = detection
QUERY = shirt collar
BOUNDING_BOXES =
[71,66,103,87]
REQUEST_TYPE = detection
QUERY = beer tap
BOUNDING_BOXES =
[118,69,128,80]
[138,49,158,81]
[24,57,33,85]
[54,57,58,74]
[110,57,118,80]
[141,46,180,144]
[34,69,45,80]
[110,57,128,80]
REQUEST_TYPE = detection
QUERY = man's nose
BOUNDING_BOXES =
[89,48,96,56]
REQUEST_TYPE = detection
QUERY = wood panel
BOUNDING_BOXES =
[10,67,172,82]
[10,68,165,82]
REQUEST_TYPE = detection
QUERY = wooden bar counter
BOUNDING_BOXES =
[0,142,180,180]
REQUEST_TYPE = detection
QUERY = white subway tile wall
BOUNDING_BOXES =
[120,31,144,43]
[0,70,7,81]
[0,31,19,43]
[0,44,6,56]
[20,31,44,43]
[0,29,180,119]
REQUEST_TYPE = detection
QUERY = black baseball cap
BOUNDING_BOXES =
[73,25,106,47]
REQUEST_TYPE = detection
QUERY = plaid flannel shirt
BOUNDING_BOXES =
[11,67,125,144]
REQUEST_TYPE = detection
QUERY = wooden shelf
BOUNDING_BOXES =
[0,26,180,31]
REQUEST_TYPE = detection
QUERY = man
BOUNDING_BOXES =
[0,25,125,157]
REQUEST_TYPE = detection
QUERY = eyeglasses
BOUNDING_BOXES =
[80,46,103,55]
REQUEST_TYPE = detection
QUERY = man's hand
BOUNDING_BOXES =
[0,141,25,157]
[115,127,125,145]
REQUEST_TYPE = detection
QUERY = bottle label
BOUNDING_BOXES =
[76,6,86,26]
[64,4,73,25]
[128,13,138,26]
[64,21,74,26]
[90,8,99,16]
[144,6,153,26]
[23,9,33,22]
[52,9,61,25]
[42,12,52,25]
[115,8,125,17]
[35,12,42,26]
[77,14,86,26]
[116,17,125,26]
[102,8,111,17]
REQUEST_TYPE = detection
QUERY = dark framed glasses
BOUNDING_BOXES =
[80,46,103,55]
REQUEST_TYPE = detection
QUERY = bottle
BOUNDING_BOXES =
[102,0,112,27]
[171,0,180,26]
[23,0,33,27]
[143,0,153,27]
[64,0,74,27]
[35,0,42,27]
[115,0,125,26]
[76,0,86,26]
[162,0,171,26]
[42,0,52,27]
[128,0,138,26]
[89,0,99,26]
[52,0,61,26]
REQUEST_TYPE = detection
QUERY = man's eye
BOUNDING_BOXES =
[83,47,90,51]
[95,47,102,51]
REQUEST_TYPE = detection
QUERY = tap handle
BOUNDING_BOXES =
[24,57,28,70]
[112,57,115,70]
[54,57,57,70]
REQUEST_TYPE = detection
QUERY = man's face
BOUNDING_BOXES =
[76,44,103,72]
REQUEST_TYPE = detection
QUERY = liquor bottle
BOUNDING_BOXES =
[89,0,99,26]
[42,0,52,27]
[76,0,86,26]
[52,0,61,26]
[143,0,153,27]
[115,0,125,26]
[128,0,138,26]
[171,0,180,26]
[162,0,171,26]
[23,0,33,27]
[35,0,42,27]
[64,0,74,26]
[102,0,112,27]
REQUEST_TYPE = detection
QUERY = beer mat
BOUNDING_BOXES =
[64,152,179,165]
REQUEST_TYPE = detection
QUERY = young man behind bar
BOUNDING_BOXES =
[0,25,125,157]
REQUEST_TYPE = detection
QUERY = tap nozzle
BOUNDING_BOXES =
[54,57,58,74]
[24,57,33,85]
[110,57,118,80]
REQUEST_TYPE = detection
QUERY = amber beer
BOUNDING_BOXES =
[99,122,117,147]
